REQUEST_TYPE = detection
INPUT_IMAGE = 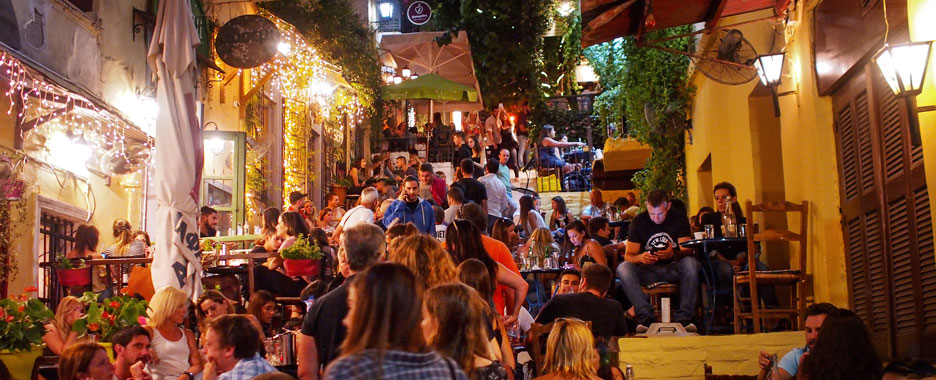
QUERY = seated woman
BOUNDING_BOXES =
[102,220,147,292]
[317,208,336,234]
[424,283,510,380]
[563,220,607,269]
[549,196,571,231]
[145,287,202,380]
[490,218,519,256]
[196,289,265,342]
[518,195,547,238]
[534,319,602,380]
[59,342,115,380]
[43,296,84,355]
[537,125,584,174]
[520,227,560,263]
[323,263,470,380]
[247,290,277,337]
[66,224,108,294]
[456,259,515,375]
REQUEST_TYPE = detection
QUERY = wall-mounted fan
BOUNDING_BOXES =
[694,29,759,85]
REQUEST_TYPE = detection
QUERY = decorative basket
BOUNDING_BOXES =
[283,259,319,277]
[0,179,24,200]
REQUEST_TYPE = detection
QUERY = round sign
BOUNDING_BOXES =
[214,15,282,69]
[407,1,432,26]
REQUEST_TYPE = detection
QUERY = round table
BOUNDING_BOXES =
[680,237,747,333]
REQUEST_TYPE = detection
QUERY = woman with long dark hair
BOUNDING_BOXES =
[445,220,528,326]
[563,220,607,269]
[59,342,114,380]
[263,207,281,236]
[423,283,509,380]
[456,260,515,375]
[247,290,277,337]
[490,218,519,254]
[253,211,310,296]
[799,308,882,380]
[519,195,547,237]
[324,263,470,380]
[549,196,570,231]
[66,224,109,292]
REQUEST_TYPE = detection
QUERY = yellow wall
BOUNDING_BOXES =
[685,3,849,306]
[909,0,936,267]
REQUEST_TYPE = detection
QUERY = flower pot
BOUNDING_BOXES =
[331,185,347,205]
[0,345,43,380]
[0,179,24,200]
[283,259,319,277]
[58,267,92,287]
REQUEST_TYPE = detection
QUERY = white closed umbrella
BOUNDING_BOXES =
[146,0,203,298]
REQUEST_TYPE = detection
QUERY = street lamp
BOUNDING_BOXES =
[378,0,394,19]
[753,52,790,117]
[873,41,934,146]
[410,73,419,80]
[401,66,411,78]
[393,75,402,84]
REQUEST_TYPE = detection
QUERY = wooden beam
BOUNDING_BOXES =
[704,0,730,31]
[18,103,75,132]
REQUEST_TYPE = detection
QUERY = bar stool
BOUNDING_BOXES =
[642,282,679,320]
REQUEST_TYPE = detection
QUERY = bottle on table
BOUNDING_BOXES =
[625,364,635,380]
[721,195,737,237]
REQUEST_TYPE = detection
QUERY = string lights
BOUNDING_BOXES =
[0,50,153,177]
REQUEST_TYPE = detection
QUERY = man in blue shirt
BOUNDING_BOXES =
[382,176,436,234]
[758,303,838,379]
[203,315,276,380]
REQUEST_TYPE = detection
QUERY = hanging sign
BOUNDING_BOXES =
[214,15,281,69]
[407,1,432,26]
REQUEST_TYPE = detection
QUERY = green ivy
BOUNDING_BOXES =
[542,14,583,96]
[584,26,694,202]
[431,0,552,108]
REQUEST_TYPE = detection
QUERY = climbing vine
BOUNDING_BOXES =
[584,26,694,202]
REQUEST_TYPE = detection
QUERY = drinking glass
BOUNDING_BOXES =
[704,224,715,238]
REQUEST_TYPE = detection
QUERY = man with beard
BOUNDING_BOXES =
[381,176,435,234]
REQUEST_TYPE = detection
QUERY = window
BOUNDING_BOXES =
[38,213,77,308]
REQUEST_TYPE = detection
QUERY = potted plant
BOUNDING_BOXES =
[72,292,148,361]
[55,253,91,287]
[0,154,25,201]
[331,177,352,204]
[0,287,54,380]
[280,234,323,277]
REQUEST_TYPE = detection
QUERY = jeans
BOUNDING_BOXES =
[617,256,700,324]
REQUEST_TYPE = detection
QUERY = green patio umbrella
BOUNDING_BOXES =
[381,73,478,102]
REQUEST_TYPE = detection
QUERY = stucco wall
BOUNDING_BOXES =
[685,3,849,306]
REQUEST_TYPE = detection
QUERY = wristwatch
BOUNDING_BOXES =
[183,371,195,380]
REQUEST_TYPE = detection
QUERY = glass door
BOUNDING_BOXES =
[202,131,246,235]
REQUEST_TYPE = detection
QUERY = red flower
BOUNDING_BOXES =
[17,305,24,313]
[5,315,13,322]
[101,311,110,319]
[24,286,37,292]
[109,301,121,309]
[88,323,99,332]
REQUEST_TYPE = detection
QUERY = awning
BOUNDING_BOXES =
[380,31,484,110]
[581,0,791,47]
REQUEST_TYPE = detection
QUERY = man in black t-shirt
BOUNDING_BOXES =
[297,224,384,380]
[452,132,472,168]
[535,263,628,341]
[617,190,699,332]
[451,158,488,212]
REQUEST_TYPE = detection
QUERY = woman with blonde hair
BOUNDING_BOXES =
[423,283,509,380]
[145,287,202,380]
[59,342,114,380]
[43,296,83,355]
[102,219,146,287]
[464,110,482,137]
[388,234,457,290]
[520,227,558,260]
[535,319,601,380]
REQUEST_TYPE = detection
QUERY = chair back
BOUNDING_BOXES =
[744,200,809,281]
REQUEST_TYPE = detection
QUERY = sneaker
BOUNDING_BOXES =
[636,324,649,334]
[679,320,698,332]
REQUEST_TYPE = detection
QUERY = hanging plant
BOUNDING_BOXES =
[584,25,694,202]
[0,154,29,293]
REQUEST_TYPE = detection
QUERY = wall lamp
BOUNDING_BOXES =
[754,52,795,117]
[872,40,934,146]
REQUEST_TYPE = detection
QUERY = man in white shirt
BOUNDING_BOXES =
[444,187,464,225]
[581,189,609,221]
[331,187,378,244]
[478,158,517,234]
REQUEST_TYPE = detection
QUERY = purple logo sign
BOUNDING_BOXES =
[407,1,432,26]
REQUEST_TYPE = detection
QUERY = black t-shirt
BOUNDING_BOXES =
[628,209,691,253]
[593,235,614,247]
[534,292,629,340]
[300,274,356,368]
[452,178,488,205]
[454,144,472,166]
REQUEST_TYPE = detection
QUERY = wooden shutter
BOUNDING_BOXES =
[835,63,936,360]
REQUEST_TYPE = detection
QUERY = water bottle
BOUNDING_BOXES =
[625,364,635,380]
[721,196,737,237]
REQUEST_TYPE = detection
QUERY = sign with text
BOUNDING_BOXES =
[214,15,281,69]
[406,1,432,26]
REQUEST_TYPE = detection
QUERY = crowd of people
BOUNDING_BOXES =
[42,148,936,380]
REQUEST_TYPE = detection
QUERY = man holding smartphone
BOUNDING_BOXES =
[617,190,698,333]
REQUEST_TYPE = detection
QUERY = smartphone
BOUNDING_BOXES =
[498,102,504,109]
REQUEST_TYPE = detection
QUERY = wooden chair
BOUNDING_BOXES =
[733,200,809,334]
[641,283,679,321]
[529,320,592,376]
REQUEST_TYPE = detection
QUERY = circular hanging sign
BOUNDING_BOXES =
[407,1,432,26]
[214,15,282,69]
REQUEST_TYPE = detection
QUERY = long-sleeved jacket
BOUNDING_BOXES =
[381,198,436,234]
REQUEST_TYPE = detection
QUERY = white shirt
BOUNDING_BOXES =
[479,173,516,218]
[338,205,374,230]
